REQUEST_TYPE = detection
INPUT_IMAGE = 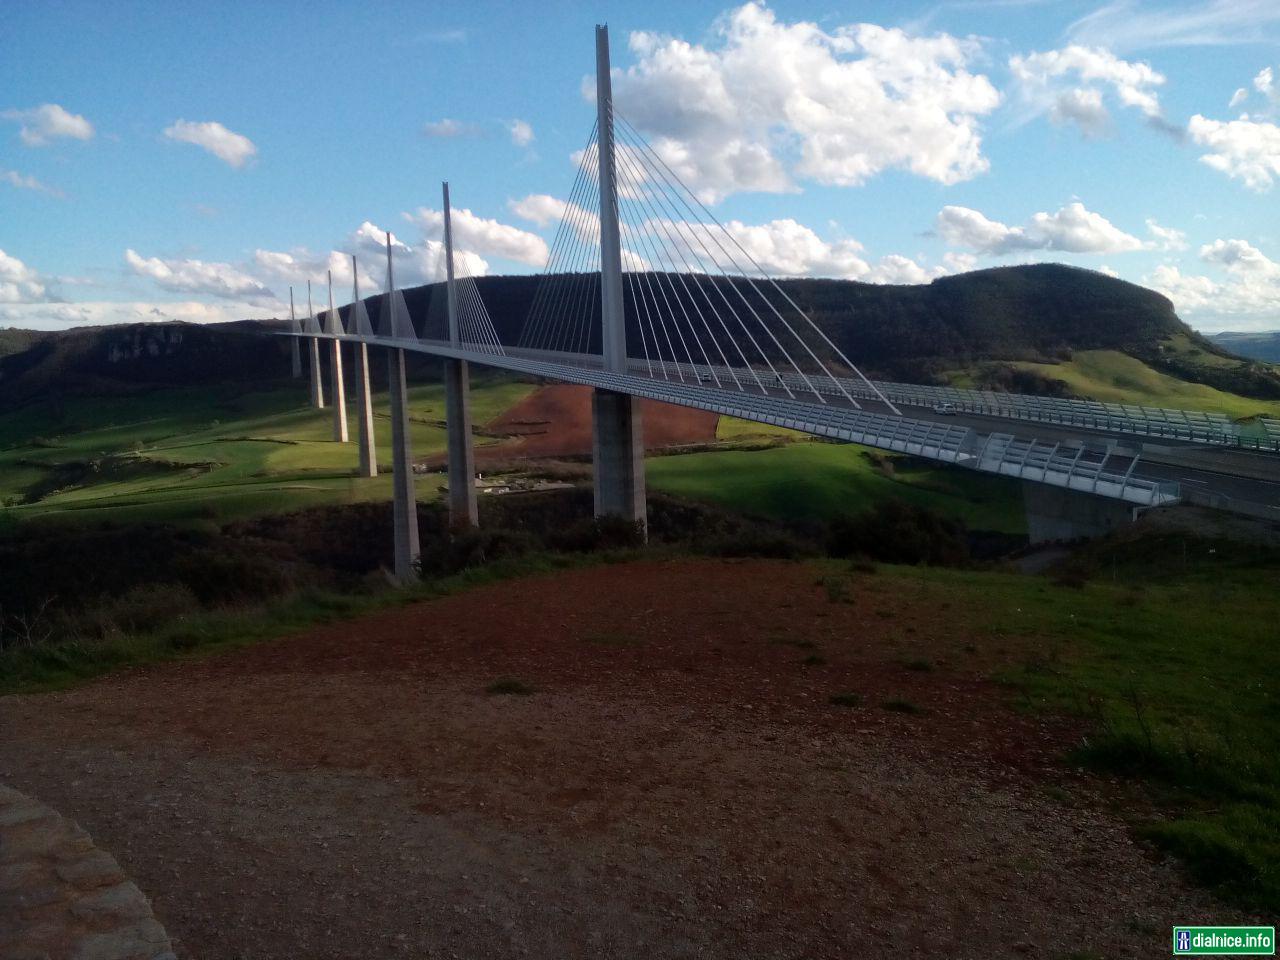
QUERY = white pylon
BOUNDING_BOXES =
[352,255,376,477]
[306,280,325,408]
[328,270,348,442]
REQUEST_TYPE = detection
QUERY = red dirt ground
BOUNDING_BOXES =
[0,559,1244,959]
[483,383,719,458]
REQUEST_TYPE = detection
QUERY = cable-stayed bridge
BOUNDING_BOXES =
[278,25,1276,581]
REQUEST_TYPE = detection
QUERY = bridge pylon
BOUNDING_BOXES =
[384,232,420,582]
[443,181,479,529]
[351,256,377,477]
[592,23,647,536]
[288,287,302,379]
[305,280,325,409]
[326,270,349,443]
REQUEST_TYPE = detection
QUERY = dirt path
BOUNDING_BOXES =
[0,559,1238,958]
[483,383,719,458]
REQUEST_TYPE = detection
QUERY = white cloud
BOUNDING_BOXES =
[1187,114,1280,190]
[1146,218,1187,250]
[1008,45,1166,137]
[252,247,382,301]
[1,169,63,198]
[423,118,479,139]
[1145,264,1219,312]
[1200,237,1280,278]
[936,202,1145,255]
[0,249,49,303]
[610,2,1000,202]
[509,194,567,227]
[404,205,549,267]
[1257,66,1276,98]
[943,251,978,273]
[1145,239,1280,329]
[509,119,535,147]
[1066,0,1280,54]
[126,249,274,302]
[648,215,952,284]
[1226,64,1279,118]
[1,103,93,146]
[163,120,257,168]
[0,299,278,331]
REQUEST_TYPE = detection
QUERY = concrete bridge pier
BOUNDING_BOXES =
[1023,482,1137,544]
[308,338,324,408]
[592,389,647,536]
[387,346,419,582]
[444,358,478,528]
[354,341,377,477]
[330,340,348,442]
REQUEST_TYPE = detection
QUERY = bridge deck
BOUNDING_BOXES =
[293,332,1181,508]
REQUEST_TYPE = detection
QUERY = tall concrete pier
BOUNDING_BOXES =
[592,390,646,527]
[591,24,646,533]
[388,346,420,581]
[306,281,325,409]
[288,287,302,379]
[351,258,377,477]
[385,234,419,581]
[326,271,349,443]
[442,181,478,528]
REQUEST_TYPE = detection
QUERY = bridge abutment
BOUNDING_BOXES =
[445,358,478,528]
[354,342,377,477]
[592,389,647,536]
[388,347,419,582]
[1023,481,1137,544]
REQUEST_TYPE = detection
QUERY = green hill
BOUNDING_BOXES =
[3,264,1277,406]
[1211,331,1280,364]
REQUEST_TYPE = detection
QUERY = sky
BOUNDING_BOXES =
[1,0,1279,333]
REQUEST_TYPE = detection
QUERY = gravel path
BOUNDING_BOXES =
[0,559,1249,958]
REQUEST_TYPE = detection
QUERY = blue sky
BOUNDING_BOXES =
[1,0,1278,331]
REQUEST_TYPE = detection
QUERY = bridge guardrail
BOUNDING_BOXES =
[621,358,1276,452]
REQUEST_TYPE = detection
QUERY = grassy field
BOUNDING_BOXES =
[0,378,536,525]
[1,379,1026,532]
[976,348,1280,420]
[883,538,1280,911]
[648,439,1026,533]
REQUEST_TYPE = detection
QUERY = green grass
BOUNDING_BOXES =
[883,554,1280,912]
[647,439,1026,533]
[715,416,805,441]
[1000,349,1280,420]
[0,378,536,524]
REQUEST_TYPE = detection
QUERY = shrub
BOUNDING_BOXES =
[827,500,969,566]
[83,583,201,638]
[417,527,538,576]
[547,515,645,553]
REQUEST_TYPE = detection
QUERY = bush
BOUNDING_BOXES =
[703,527,807,559]
[547,515,645,553]
[82,583,200,638]
[418,527,538,576]
[826,500,969,566]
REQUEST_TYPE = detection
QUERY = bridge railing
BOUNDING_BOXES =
[616,356,1275,452]
[972,434,1178,505]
